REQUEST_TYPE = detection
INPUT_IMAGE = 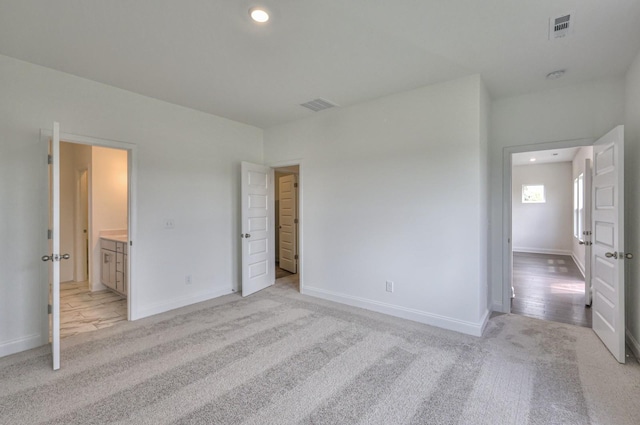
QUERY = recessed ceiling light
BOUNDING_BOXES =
[530,158,537,162]
[546,70,566,80]
[249,7,269,23]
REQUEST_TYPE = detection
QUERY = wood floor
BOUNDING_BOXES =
[60,281,127,339]
[512,252,592,328]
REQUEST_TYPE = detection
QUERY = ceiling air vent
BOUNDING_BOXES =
[300,98,337,112]
[549,12,574,39]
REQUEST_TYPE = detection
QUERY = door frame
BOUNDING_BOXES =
[268,159,304,293]
[40,129,138,341]
[501,138,594,313]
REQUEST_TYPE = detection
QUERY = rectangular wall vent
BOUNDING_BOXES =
[300,98,337,112]
[549,12,574,39]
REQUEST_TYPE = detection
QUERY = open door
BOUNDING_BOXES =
[591,125,627,363]
[241,162,275,297]
[278,174,298,273]
[584,158,592,306]
[42,122,68,370]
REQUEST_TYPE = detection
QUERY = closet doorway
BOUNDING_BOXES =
[274,165,299,291]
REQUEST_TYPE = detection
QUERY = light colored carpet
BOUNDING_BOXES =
[2,282,640,424]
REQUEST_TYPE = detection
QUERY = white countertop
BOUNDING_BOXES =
[100,234,128,243]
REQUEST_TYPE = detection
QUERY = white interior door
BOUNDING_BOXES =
[584,158,592,306]
[45,122,61,370]
[241,162,275,297]
[278,174,298,273]
[591,125,626,363]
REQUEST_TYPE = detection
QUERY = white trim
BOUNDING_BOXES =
[626,329,640,361]
[268,159,304,294]
[513,248,572,256]
[304,286,489,337]
[571,253,586,278]
[501,138,594,313]
[0,333,42,358]
[135,288,233,320]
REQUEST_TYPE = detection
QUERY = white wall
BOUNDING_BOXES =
[571,146,593,274]
[60,142,77,282]
[490,77,625,311]
[512,163,572,255]
[264,75,490,335]
[625,48,640,358]
[0,54,262,357]
[60,142,92,282]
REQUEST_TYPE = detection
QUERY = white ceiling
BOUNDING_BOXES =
[512,147,582,166]
[1,1,639,129]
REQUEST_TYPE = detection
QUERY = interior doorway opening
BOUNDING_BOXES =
[56,141,130,339]
[274,165,300,292]
[509,145,593,328]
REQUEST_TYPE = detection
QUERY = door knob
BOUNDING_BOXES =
[579,240,585,245]
[42,255,52,262]
[625,253,634,259]
[605,252,618,259]
[61,254,70,260]
[245,233,251,238]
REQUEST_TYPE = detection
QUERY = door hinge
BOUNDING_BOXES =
[294,255,298,260]
[47,154,53,165]
[48,304,52,314]
[130,241,133,246]
[294,183,298,188]
[294,218,299,224]
[48,229,53,240]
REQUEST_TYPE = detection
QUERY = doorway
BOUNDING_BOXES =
[42,125,137,360]
[510,146,593,327]
[57,142,130,339]
[274,165,300,291]
[239,160,302,297]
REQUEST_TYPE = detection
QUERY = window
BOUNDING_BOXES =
[574,174,584,238]
[522,185,545,203]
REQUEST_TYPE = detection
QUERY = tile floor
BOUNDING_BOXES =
[60,281,127,339]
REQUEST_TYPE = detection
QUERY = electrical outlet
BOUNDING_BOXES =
[185,275,192,285]
[386,280,394,293]
[164,218,175,229]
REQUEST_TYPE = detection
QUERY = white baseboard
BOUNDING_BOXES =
[133,288,233,321]
[304,286,488,337]
[571,253,586,278]
[513,247,572,256]
[0,333,43,358]
[626,328,640,361]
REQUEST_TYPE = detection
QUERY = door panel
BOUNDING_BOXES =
[241,162,275,296]
[591,125,625,363]
[278,174,297,273]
